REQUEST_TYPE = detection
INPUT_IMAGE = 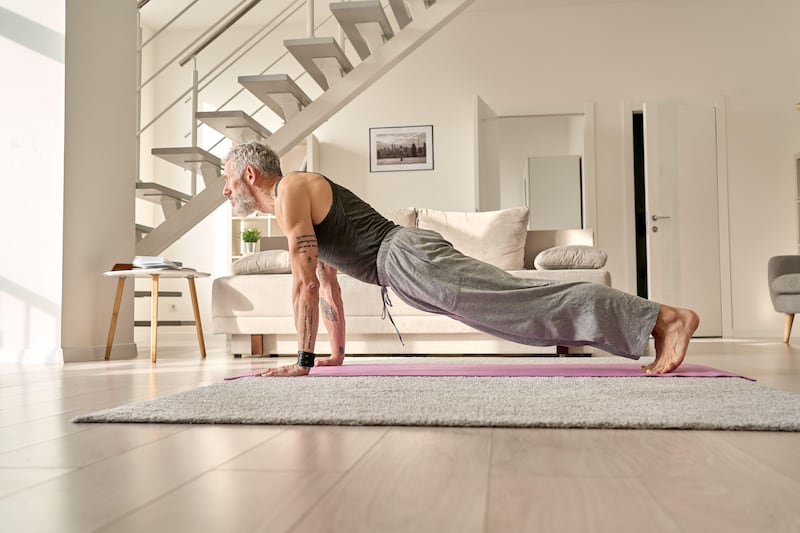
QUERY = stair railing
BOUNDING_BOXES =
[139,0,201,52]
[138,0,308,196]
[138,0,257,135]
[181,3,351,152]
[178,0,262,67]
[139,0,370,179]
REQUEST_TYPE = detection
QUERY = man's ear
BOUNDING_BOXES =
[244,165,257,184]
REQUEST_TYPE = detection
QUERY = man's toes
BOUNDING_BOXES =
[642,358,671,375]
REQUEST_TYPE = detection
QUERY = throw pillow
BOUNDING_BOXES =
[416,207,529,270]
[384,207,417,227]
[232,250,291,274]
[534,245,607,270]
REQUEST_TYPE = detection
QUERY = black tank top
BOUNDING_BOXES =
[313,177,398,285]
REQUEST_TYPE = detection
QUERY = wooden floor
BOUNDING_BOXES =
[1,337,799,533]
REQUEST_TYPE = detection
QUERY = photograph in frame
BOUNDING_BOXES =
[369,125,434,172]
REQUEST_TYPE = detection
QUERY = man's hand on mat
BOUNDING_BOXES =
[256,364,310,377]
[315,354,345,367]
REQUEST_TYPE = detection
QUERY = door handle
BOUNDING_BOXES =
[651,215,672,221]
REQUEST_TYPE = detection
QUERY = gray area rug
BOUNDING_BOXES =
[73,375,800,431]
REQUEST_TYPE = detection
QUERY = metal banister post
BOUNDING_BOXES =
[136,11,142,183]
[191,57,199,196]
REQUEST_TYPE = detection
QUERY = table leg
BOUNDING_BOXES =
[151,274,159,363]
[104,277,126,361]
[188,277,207,359]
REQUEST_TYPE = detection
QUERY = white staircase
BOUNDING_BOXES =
[196,110,272,144]
[238,74,312,121]
[284,37,354,90]
[331,0,395,60]
[137,0,475,257]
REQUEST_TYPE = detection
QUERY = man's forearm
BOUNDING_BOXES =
[293,285,319,353]
[320,295,345,359]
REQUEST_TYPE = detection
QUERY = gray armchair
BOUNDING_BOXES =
[768,255,800,342]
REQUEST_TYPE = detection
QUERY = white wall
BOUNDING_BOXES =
[0,1,65,363]
[0,0,138,364]
[308,0,800,338]
[62,0,138,362]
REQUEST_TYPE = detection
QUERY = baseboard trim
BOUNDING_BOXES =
[63,342,138,362]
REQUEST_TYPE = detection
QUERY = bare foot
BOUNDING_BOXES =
[642,305,700,374]
[255,364,310,377]
[315,354,345,367]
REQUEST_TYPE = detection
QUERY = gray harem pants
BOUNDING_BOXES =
[376,227,660,358]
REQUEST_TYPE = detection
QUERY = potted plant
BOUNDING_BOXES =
[241,227,261,254]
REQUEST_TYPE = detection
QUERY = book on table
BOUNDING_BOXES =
[131,256,194,271]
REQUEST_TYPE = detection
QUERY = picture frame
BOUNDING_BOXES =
[369,125,434,172]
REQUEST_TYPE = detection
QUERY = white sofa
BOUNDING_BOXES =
[212,207,611,357]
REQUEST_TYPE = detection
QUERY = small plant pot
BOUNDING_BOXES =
[243,241,257,254]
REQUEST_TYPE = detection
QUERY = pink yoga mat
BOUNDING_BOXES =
[225,363,752,381]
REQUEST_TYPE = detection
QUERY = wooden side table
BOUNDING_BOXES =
[103,268,210,362]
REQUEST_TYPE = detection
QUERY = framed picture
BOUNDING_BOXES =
[369,125,434,172]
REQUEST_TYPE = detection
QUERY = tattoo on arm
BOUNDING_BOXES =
[296,234,318,255]
[320,299,338,322]
[302,304,314,350]
[320,299,335,321]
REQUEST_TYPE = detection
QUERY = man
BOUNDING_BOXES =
[222,141,699,377]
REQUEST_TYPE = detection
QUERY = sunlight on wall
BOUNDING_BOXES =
[0,1,64,363]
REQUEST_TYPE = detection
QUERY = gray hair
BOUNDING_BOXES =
[223,141,282,179]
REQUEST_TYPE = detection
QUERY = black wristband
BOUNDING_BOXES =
[297,351,316,368]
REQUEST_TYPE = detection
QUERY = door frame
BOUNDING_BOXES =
[473,96,598,233]
[621,96,733,337]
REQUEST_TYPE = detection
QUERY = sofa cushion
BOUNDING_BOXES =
[383,207,417,227]
[534,245,607,270]
[232,250,291,274]
[416,207,529,270]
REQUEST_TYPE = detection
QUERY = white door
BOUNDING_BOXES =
[474,95,500,211]
[526,155,582,230]
[643,102,722,336]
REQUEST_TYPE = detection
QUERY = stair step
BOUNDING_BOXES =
[387,0,413,28]
[136,182,192,204]
[135,291,183,298]
[196,110,271,144]
[135,320,196,327]
[151,146,221,186]
[136,223,153,241]
[238,74,312,121]
[331,1,394,60]
[284,37,353,91]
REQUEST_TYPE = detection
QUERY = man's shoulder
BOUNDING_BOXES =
[276,172,333,218]
[283,170,325,180]
[281,171,328,190]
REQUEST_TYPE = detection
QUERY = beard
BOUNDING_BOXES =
[230,180,257,217]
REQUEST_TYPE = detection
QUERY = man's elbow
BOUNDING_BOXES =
[295,279,320,295]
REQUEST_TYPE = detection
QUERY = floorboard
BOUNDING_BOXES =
[1,337,799,532]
